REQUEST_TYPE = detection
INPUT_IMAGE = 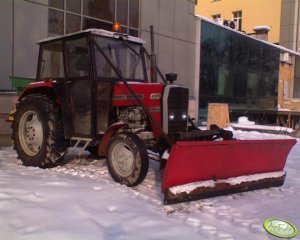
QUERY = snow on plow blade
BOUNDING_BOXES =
[162,139,296,204]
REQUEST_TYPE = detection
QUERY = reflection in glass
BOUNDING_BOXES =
[83,0,115,22]
[66,14,81,34]
[48,0,139,36]
[40,41,64,80]
[82,18,111,31]
[129,28,139,37]
[94,37,144,80]
[117,0,128,25]
[49,0,64,9]
[48,9,64,35]
[199,20,279,110]
[66,38,90,78]
[66,0,81,13]
[129,0,139,28]
[65,37,92,136]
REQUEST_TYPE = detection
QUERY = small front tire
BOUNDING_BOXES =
[107,133,149,186]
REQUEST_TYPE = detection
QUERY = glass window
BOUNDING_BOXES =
[66,13,81,34]
[66,0,81,13]
[48,0,139,36]
[117,0,128,25]
[199,20,279,111]
[263,45,279,71]
[48,9,64,35]
[94,36,144,80]
[129,0,139,28]
[232,11,242,31]
[39,41,64,80]
[212,14,221,21]
[217,65,229,96]
[83,0,115,22]
[82,18,112,31]
[248,40,263,67]
[247,71,260,97]
[129,28,139,37]
[66,38,90,77]
[49,0,64,9]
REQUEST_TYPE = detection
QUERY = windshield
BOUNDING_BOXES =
[94,36,145,81]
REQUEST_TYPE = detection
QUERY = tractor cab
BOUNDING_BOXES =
[36,29,147,139]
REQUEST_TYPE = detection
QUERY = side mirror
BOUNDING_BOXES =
[165,73,177,84]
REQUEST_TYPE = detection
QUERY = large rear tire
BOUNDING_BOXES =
[12,94,67,168]
[107,133,149,186]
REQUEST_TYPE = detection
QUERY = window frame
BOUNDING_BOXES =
[232,10,242,31]
[48,0,140,37]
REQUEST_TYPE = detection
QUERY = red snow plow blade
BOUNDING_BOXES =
[162,139,296,204]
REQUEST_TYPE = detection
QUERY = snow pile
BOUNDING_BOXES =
[223,171,285,185]
[237,116,255,125]
[169,171,286,195]
[230,116,294,134]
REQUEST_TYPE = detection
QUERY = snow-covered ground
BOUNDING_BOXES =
[0,130,299,240]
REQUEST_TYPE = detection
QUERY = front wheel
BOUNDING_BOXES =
[106,133,149,186]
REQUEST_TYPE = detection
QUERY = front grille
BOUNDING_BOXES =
[165,86,189,133]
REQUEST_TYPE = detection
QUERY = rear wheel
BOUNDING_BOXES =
[107,133,149,186]
[12,94,67,168]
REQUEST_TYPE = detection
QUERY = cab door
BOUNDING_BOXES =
[64,36,93,138]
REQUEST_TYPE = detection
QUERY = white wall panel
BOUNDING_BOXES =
[0,1,13,90]
[14,0,48,79]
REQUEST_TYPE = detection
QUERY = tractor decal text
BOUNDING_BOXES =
[149,106,161,112]
[113,94,144,100]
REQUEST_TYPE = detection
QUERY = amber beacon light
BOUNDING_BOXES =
[112,22,121,32]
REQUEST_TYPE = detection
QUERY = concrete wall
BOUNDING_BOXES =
[0,1,13,90]
[280,0,300,51]
[13,0,48,79]
[0,0,48,90]
[140,0,197,96]
[0,0,48,147]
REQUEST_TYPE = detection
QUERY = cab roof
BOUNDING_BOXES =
[38,28,145,45]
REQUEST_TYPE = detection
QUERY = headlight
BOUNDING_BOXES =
[169,112,175,120]
[182,113,187,120]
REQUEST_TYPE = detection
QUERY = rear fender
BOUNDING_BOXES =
[98,122,128,156]
[19,81,59,104]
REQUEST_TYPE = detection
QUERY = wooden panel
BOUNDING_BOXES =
[207,103,229,129]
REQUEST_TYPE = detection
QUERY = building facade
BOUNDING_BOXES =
[280,0,300,51]
[195,0,282,44]
[195,17,300,126]
[0,0,197,146]
[0,0,197,91]
[196,0,300,51]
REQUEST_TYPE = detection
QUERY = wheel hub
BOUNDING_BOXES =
[19,111,43,156]
[112,143,134,177]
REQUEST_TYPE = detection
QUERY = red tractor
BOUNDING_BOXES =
[12,28,296,204]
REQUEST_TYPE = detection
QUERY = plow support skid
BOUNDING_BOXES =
[162,139,296,204]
